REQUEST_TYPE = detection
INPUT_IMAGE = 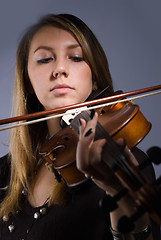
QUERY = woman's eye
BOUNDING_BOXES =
[37,57,53,64]
[70,56,83,62]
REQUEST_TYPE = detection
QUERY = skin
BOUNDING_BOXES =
[28,26,93,111]
[27,26,152,238]
[28,26,94,136]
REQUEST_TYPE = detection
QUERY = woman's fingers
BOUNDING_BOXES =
[76,112,105,176]
[76,138,106,178]
[77,114,138,193]
[79,112,98,138]
[116,138,138,166]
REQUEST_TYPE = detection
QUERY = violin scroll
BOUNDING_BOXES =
[100,146,161,231]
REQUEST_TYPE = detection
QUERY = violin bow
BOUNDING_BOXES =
[0,84,161,131]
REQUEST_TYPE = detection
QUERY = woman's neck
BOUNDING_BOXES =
[47,116,62,137]
[28,164,55,207]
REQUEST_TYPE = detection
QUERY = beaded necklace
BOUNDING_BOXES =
[2,189,50,239]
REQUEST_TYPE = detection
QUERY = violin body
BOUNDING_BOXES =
[98,101,151,149]
[39,94,161,227]
[40,126,86,186]
[40,100,151,186]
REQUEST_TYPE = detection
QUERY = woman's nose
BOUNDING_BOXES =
[53,70,68,78]
[52,59,69,79]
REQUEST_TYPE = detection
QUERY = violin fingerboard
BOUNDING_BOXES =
[71,110,142,188]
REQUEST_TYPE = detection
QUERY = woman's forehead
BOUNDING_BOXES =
[29,26,80,51]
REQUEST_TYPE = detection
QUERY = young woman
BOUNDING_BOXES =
[0,13,160,239]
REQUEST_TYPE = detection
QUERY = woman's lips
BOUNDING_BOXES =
[50,84,73,95]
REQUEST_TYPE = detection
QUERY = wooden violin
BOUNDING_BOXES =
[39,98,151,184]
[0,84,161,231]
[38,89,161,231]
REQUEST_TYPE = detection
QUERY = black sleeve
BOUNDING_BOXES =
[0,154,10,203]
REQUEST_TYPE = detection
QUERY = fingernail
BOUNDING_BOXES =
[90,109,95,119]
[85,128,93,137]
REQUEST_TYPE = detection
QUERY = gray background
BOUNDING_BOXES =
[0,0,161,177]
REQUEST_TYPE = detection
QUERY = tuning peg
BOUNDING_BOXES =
[155,176,161,186]
[117,208,145,233]
[147,146,161,165]
[99,188,128,212]
[99,194,118,212]
[138,146,161,170]
[117,216,135,233]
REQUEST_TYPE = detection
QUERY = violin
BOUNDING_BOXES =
[1,84,161,231]
[38,87,161,232]
[39,98,152,185]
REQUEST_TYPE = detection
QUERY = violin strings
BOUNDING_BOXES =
[71,110,144,187]
[0,89,161,132]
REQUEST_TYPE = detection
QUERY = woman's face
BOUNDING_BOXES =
[27,26,93,110]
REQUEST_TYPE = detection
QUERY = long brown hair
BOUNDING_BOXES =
[0,13,113,218]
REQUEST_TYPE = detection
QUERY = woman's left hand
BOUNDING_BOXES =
[76,112,127,195]
[76,112,151,233]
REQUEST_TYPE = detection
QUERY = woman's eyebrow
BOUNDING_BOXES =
[34,46,53,53]
[67,43,80,49]
[34,44,80,53]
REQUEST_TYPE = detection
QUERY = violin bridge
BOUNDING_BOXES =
[61,106,88,126]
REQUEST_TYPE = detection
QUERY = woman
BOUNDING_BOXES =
[0,13,159,239]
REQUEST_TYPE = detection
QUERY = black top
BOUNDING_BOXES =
[0,148,160,240]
